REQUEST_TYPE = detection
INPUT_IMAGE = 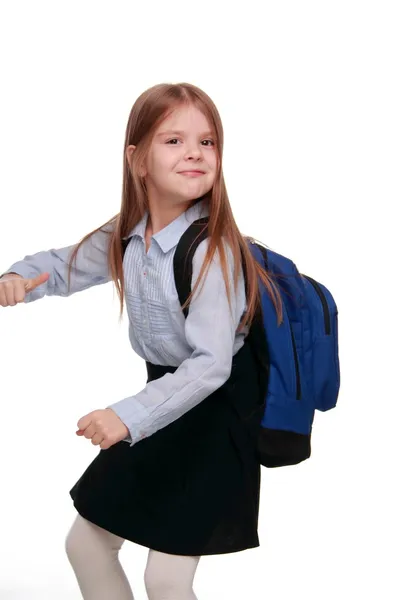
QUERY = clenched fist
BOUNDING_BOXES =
[0,272,49,307]
[76,408,130,450]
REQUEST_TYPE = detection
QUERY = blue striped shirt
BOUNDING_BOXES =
[3,201,247,445]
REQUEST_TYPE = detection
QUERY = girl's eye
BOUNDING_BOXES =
[165,139,215,146]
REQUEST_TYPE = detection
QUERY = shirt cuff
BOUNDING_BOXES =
[107,395,149,447]
[1,266,32,279]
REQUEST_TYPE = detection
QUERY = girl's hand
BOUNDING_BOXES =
[0,272,49,307]
[76,408,129,450]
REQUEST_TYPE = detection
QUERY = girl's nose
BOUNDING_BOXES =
[184,145,202,160]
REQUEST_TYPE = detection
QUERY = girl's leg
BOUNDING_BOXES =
[65,513,134,600]
[144,549,200,600]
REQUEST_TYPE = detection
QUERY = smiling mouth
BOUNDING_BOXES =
[178,171,205,176]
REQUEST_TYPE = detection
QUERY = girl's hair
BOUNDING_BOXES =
[67,82,283,329]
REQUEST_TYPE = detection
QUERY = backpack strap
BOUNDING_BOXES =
[173,216,210,317]
[173,217,269,389]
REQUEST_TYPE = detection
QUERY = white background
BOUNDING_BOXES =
[0,1,398,598]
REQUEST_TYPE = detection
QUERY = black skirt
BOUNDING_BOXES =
[69,338,267,556]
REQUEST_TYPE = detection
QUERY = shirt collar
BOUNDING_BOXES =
[122,200,209,253]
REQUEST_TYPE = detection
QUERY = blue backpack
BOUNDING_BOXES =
[172,217,340,468]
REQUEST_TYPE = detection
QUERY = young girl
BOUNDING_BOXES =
[0,82,282,600]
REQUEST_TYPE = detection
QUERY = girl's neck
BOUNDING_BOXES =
[146,199,194,236]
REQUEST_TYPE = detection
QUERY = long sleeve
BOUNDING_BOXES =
[108,238,247,446]
[1,224,113,302]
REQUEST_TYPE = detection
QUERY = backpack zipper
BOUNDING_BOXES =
[302,275,331,335]
[289,322,302,400]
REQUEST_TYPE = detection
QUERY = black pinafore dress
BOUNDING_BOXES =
[69,217,269,556]
[69,329,267,556]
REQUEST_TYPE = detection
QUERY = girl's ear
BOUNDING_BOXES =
[126,144,146,177]
[126,144,136,167]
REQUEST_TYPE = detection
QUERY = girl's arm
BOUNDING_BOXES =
[108,237,247,446]
[1,224,113,302]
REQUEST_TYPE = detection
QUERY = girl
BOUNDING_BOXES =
[0,82,282,600]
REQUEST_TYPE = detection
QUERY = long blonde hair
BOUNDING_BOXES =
[67,83,283,329]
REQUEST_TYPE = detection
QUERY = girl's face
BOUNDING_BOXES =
[132,105,218,208]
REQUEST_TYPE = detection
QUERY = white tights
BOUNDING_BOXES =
[65,514,200,600]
